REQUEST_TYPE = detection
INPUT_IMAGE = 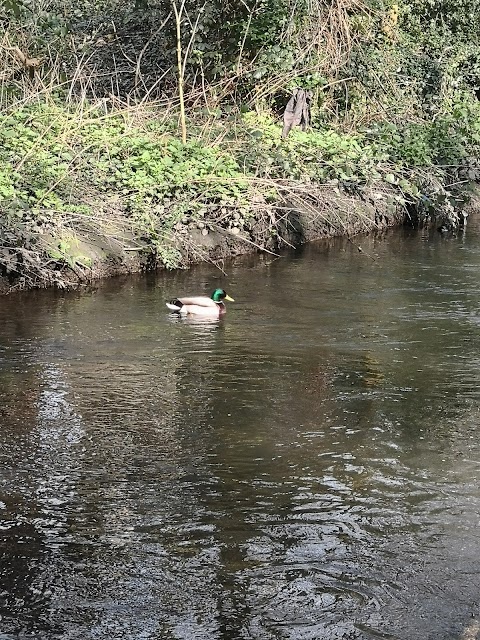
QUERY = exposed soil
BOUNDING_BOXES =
[1,184,477,295]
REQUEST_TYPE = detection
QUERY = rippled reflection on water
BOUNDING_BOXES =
[0,219,480,640]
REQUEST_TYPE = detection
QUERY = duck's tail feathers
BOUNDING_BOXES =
[166,299,183,312]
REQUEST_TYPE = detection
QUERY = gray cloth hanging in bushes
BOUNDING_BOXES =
[281,88,312,138]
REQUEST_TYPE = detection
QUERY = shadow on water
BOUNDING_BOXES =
[0,220,480,639]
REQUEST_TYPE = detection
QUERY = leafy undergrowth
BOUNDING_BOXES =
[1,95,479,290]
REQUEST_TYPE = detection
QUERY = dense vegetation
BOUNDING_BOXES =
[1,0,479,288]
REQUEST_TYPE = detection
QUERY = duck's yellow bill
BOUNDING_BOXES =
[225,295,235,302]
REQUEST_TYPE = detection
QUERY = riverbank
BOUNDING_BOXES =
[2,0,480,293]
[0,182,403,295]
[0,98,477,295]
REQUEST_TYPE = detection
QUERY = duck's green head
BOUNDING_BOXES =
[211,288,234,303]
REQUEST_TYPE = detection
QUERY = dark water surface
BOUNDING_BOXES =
[1,219,480,640]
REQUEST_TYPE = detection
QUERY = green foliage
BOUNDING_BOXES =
[401,0,480,41]
[0,105,77,217]
[237,112,383,188]
[366,92,480,169]
[3,96,476,272]
[168,0,304,78]
[0,101,248,213]
[339,0,480,124]
[1,0,69,40]
[0,100,251,270]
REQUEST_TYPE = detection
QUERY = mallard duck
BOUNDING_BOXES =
[166,288,234,317]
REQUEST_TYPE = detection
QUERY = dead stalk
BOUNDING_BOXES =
[134,13,172,94]
[236,0,258,75]
[172,0,187,144]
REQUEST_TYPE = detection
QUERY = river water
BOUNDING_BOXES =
[0,219,479,640]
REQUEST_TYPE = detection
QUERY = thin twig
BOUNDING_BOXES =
[134,13,172,93]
